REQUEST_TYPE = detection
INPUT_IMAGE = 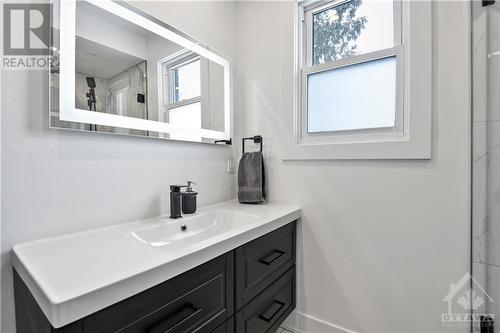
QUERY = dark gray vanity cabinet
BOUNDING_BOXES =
[14,221,297,333]
[210,318,234,333]
[233,222,296,333]
[235,222,296,311]
[235,268,295,333]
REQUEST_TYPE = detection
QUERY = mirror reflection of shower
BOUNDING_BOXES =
[85,76,96,111]
[85,76,97,131]
[73,51,148,136]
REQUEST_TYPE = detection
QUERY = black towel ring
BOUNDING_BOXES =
[242,135,262,154]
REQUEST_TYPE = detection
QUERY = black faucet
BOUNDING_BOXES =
[169,184,186,219]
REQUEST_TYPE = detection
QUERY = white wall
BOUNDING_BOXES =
[0,2,237,332]
[235,1,471,332]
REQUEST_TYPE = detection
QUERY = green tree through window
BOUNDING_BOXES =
[312,0,367,65]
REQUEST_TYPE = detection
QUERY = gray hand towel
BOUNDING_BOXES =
[238,151,266,204]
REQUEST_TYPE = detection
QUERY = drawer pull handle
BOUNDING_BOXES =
[148,303,202,333]
[259,300,286,323]
[259,250,285,265]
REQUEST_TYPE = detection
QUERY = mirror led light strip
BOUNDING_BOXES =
[59,0,231,140]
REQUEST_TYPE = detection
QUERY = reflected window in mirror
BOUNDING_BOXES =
[160,51,202,141]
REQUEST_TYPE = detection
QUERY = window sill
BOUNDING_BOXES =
[282,136,431,160]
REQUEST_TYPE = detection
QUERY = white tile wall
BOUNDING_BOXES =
[486,153,500,265]
[484,264,500,319]
[474,122,488,162]
[473,263,500,328]
[489,3,500,54]
[472,0,490,267]
[490,55,500,121]
[473,2,489,122]
[473,155,488,264]
[472,263,489,333]
[473,2,500,331]
[472,0,500,268]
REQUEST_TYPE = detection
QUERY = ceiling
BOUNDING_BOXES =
[75,37,145,79]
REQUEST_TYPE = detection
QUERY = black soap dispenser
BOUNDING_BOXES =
[182,181,198,214]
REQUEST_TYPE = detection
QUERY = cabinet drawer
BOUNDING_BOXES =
[235,267,295,333]
[117,275,226,333]
[235,222,296,309]
[83,253,234,333]
[210,318,234,333]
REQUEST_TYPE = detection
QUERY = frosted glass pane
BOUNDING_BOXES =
[169,102,201,141]
[307,56,396,133]
[313,0,395,65]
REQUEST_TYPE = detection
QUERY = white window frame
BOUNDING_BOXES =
[302,0,403,143]
[158,50,202,124]
[303,0,402,67]
[302,48,404,143]
[287,0,432,160]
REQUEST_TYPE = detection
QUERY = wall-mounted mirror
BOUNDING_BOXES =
[50,0,232,144]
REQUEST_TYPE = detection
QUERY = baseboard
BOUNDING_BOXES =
[281,310,359,333]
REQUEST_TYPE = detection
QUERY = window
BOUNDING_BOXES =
[307,56,397,133]
[160,51,202,141]
[309,0,398,65]
[301,0,402,141]
[170,57,201,103]
[292,0,431,160]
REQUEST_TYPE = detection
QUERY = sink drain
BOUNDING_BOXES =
[180,224,187,232]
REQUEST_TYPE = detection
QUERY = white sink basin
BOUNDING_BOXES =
[12,201,301,328]
[132,209,260,247]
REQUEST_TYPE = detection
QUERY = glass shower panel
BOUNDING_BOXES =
[472,1,500,332]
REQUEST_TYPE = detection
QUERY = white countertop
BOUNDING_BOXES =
[12,200,301,328]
